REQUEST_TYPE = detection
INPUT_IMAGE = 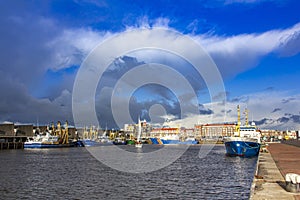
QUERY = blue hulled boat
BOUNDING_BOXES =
[24,142,75,148]
[82,139,99,147]
[149,137,198,145]
[224,137,260,157]
[113,137,127,145]
[224,106,261,157]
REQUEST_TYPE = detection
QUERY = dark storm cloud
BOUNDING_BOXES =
[0,2,77,124]
[230,96,249,103]
[271,108,281,113]
[198,104,214,115]
[277,116,289,123]
[282,97,296,104]
[0,2,60,85]
[94,54,204,128]
[254,118,269,126]
[291,115,300,123]
[0,74,73,124]
[221,109,232,113]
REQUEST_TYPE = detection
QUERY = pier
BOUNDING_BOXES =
[0,136,27,150]
[251,141,300,200]
[0,142,24,149]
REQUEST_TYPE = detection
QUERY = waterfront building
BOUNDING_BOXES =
[33,125,48,134]
[285,130,297,140]
[124,123,135,135]
[15,124,34,137]
[260,129,282,141]
[124,119,151,138]
[194,123,236,139]
[140,120,151,138]
[0,123,14,136]
[150,127,180,137]
[180,128,195,139]
[0,123,28,146]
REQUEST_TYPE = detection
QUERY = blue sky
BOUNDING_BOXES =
[0,0,300,129]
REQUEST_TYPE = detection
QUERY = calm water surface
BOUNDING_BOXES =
[0,145,257,199]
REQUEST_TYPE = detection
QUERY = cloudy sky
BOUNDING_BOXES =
[0,0,300,130]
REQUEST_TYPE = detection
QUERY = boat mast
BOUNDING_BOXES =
[137,116,141,142]
[244,108,249,127]
[236,105,241,136]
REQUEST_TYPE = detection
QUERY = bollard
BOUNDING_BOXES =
[285,173,300,193]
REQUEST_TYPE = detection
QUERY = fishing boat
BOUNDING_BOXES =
[149,127,198,145]
[113,137,127,145]
[126,139,135,145]
[24,121,75,148]
[135,117,143,148]
[24,132,74,148]
[82,137,113,147]
[150,136,198,145]
[82,139,98,147]
[224,106,261,157]
[82,126,113,147]
[98,134,113,145]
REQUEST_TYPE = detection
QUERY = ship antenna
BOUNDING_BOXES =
[237,105,241,126]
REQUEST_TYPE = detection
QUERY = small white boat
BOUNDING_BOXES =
[135,142,143,148]
[135,117,143,148]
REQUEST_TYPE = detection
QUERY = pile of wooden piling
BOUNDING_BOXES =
[0,142,24,150]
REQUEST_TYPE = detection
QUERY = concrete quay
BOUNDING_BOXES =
[251,142,300,200]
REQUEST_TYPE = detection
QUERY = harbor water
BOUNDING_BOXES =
[0,145,257,199]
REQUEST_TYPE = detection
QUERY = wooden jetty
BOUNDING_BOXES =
[0,136,27,150]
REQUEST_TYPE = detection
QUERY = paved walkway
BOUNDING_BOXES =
[251,142,300,200]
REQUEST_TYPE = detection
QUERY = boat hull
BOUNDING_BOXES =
[113,141,127,145]
[113,140,127,145]
[150,138,198,145]
[82,139,112,147]
[225,140,260,157]
[126,140,135,145]
[135,143,143,148]
[24,142,75,148]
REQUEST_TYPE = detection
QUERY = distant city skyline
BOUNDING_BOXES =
[0,0,299,130]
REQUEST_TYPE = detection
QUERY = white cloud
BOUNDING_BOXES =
[194,23,300,78]
[1,9,300,129]
[153,18,171,27]
[47,28,113,71]
[47,21,300,82]
[42,17,300,83]
[52,22,300,129]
